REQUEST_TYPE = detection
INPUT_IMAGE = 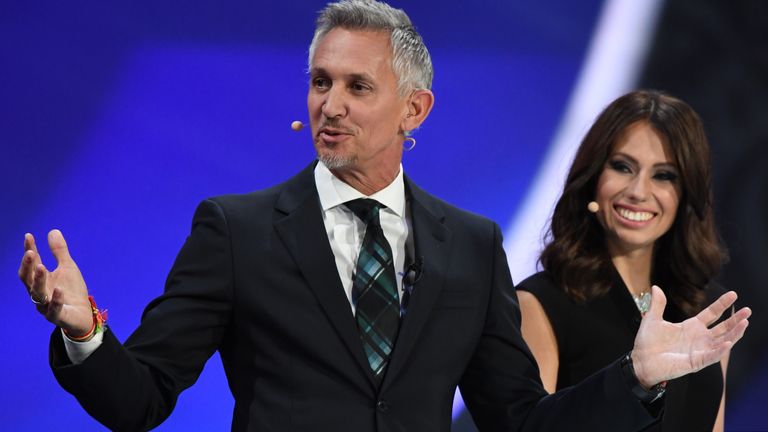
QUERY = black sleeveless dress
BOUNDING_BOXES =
[517,271,725,431]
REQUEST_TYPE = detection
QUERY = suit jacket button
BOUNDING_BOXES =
[376,400,390,413]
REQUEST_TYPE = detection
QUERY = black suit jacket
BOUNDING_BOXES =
[51,163,657,431]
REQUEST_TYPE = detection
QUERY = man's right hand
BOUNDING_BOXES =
[18,230,94,337]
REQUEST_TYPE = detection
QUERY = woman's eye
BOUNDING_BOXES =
[609,160,631,173]
[654,171,678,182]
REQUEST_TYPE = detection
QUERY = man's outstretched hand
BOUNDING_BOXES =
[631,285,751,388]
[18,230,94,337]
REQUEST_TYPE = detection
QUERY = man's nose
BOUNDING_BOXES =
[321,86,347,119]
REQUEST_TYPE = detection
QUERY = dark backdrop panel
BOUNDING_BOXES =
[639,0,768,430]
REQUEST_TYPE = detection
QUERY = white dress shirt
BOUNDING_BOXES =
[64,161,411,363]
[314,161,411,313]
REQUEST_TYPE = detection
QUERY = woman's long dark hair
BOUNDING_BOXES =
[539,90,727,317]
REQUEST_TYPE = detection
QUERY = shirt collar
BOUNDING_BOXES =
[314,160,406,217]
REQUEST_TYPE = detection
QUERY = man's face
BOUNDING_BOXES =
[308,28,409,173]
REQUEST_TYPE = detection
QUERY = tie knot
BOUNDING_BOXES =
[345,198,383,226]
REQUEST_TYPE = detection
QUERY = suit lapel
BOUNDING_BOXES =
[383,177,452,389]
[272,163,377,389]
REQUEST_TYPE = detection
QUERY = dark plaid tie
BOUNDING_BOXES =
[345,198,400,381]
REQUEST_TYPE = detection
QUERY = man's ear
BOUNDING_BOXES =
[401,89,434,133]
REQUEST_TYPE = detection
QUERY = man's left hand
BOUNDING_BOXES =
[631,285,751,388]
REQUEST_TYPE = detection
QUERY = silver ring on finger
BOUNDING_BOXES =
[30,293,49,305]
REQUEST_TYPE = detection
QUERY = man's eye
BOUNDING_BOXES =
[312,78,330,89]
[351,82,371,93]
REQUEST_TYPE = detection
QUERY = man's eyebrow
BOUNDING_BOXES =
[309,67,327,76]
[348,72,374,82]
[309,68,374,82]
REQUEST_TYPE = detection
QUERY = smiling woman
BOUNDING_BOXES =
[595,121,681,259]
[516,90,731,431]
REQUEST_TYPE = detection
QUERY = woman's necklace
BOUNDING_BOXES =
[632,291,652,314]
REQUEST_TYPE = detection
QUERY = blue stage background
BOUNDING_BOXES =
[1,1,764,430]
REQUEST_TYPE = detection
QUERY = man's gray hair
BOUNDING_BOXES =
[308,0,433,95]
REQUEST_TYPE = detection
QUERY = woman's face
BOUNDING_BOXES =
[594,121,682,256]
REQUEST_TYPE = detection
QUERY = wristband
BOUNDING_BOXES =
[620,352,667,404]
[63,295,108,342]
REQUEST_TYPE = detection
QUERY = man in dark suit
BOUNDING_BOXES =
[19,1,750,431]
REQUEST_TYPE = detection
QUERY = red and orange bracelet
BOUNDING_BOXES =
[63,295,108,342]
